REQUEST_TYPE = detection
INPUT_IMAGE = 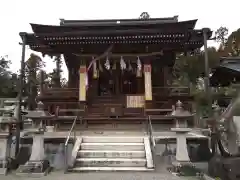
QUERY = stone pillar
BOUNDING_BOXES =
[173,130,190,162]
[29,135,45,161]
[79,64,87,102]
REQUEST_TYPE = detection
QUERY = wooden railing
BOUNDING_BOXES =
[41,86,191,98]
[42,88,78,95]
[152,86,190,96]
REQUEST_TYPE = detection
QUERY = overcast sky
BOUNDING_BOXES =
[0,0,239,78]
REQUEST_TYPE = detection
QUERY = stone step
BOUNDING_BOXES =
[70,166,153,172]
[82,136,144,143]
[80,142,144,151]
[68,136,154,172]
[75,158,146,167]
[78,150,145,158]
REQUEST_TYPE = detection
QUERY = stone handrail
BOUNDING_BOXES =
[64,115,78,173]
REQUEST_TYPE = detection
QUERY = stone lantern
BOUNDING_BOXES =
[24,101,53,130]
[170,100,193,163]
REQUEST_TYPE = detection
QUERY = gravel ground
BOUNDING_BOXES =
[2,171,197,180]
[0,157,203,180]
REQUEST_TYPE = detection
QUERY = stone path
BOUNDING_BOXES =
[2,171,197,180]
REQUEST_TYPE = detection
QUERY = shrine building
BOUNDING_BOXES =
[20,17,212,123]
[15,16,212,173]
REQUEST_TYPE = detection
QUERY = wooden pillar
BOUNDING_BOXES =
[114,62,120,95]
[16,33,26,157]
[79,62,87,102]
[91,61,99,96]
[144,64,152,108]
[68,67,76,88]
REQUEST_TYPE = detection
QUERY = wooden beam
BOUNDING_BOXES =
[73,50,163,58]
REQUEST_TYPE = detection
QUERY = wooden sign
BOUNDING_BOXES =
[126,95,144,108]
[144,64,152,101]
[79,66,86,101]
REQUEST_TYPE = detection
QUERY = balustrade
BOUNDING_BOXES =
[152,86,190,97]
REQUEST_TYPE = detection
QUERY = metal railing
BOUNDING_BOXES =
[64,115,78,173]
[147,115,155,148]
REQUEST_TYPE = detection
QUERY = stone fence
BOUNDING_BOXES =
[0,98,18,108]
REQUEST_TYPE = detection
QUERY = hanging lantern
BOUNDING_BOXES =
[104,56,110,70]
[92,56,98,78]
[120,56,126,70]
[137,56,142,71]
[136,56,142,77]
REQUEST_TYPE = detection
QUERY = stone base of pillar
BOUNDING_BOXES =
[16,134,51,177]
[171,128,191,163]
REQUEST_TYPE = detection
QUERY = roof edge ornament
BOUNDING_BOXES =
[139,12,151,19]
[19,32,28,41]
[59,18,65,26]
[19,32,28,37]
[173,15,179,22]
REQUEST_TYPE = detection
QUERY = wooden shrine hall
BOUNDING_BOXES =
[19,16,212,122]
[12,16,213,175]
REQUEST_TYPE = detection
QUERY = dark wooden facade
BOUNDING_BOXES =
[20,17,212,123]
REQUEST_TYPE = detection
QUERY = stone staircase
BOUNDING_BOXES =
[69,136,154,172]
